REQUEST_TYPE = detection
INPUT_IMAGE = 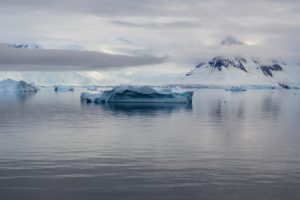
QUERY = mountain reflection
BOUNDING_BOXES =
[261,93,281,118]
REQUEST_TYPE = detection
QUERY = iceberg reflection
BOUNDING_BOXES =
[81,102,192,116]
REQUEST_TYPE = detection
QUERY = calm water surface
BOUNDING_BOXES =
[0,88,300,200]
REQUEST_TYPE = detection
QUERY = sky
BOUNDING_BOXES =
[0,0,299,84]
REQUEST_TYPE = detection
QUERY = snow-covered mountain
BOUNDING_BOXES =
[181,37,300,89]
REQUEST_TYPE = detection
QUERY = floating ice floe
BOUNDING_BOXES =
[0,79,38,92]
[225,86,247,92]
[54,86,74,92]
[81,85,193,103]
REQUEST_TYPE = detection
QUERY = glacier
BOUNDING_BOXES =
[81,85,193,104]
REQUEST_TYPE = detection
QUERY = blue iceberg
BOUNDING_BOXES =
[81,85,193,104]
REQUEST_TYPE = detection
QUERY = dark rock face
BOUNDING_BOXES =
[192,56,285,79]
[278,83,290,89]
[196,62,205,68]
[11,43,41,49]
[185,72,192,76]
[251,58,283,77]
[14,44,31,48]
[207,56,247,72]
[260,64,283,77]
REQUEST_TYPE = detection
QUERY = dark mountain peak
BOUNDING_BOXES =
[220,36,244,46]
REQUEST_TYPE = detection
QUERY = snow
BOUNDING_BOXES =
[54,86,74,92]
[0,79,38,92]
[81,85,193,103]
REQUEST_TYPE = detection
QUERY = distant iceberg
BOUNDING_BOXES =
[225,86,247,92]
[0,79,38,92]
[86,86,98,91]
[54,86,74,92]
[81,85,193,104]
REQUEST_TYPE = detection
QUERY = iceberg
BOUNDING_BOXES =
[80,92,104,103]
[0,79,38,92]
[54,86,74,92]
[81,85,193,104]
[157,85,184,93]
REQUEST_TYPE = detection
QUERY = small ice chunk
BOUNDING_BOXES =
[54,86,74,92]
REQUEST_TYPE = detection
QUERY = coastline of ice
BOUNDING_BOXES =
[81,85,193,104]
[164,84,282,90]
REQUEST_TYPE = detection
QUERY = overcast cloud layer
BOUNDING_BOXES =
[0,44,165,71]
[0,0,299,71]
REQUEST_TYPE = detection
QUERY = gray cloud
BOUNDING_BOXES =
[0,44,166,71]
[110,20,203,29]
[2,0,299,18]
[0,0,299,71]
